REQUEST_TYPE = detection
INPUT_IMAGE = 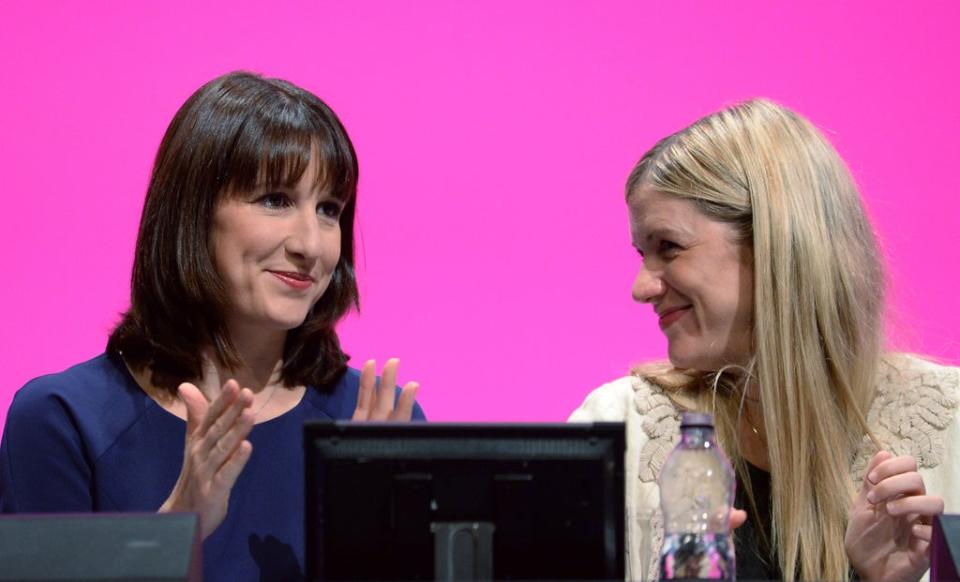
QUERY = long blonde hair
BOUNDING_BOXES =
[627,99,884,581]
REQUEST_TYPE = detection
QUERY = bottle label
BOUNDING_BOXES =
[659,532,734,580]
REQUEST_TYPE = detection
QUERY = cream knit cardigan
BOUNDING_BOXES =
[569,355,960,581]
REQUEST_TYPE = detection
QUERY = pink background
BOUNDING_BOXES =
[1,1,958,431]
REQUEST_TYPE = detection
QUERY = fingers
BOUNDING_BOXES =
[374,358,400,418]
[204,405,255,469]
[867,465,926,505]
[353,360,377,420]
[885,495,944,519]
[165,379,259,541]
[860,451,944,544]
[195,380,241,437]
[196,385,253,459]
[868,454,918,486]
[912,524,933,542]
[212,440,253,495]
[391,382,420,421]
[181,380,255,486]
[860,450,893,493]
[910,537,931,557]
[179,382,209,437]
[352,358,420,421]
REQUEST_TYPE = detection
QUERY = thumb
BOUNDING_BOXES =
[178,382,208,437]
[730,508,748,530]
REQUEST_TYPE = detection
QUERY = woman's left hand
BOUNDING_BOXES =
[845,450,944,582]
[352,358,419,421]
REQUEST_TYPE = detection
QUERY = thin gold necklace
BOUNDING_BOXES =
[251,384,279,418]
[743,400,764,437]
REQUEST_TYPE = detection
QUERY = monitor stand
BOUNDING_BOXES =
[432,521,495,581]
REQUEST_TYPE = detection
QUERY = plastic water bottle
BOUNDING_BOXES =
[658,412,736,580]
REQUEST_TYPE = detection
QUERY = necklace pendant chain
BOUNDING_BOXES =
[252,385,278,418]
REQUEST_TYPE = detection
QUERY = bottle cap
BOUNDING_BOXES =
[679,412,714,428]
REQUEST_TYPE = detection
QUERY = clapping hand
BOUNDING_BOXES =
[158,358,418,539]
[159,380,255,539]
[846,451,944,582]
[352,358,419,421]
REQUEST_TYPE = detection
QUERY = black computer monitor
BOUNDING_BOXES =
[304,422,625,581]
[931,514,960,582]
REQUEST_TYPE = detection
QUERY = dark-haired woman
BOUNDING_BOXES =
[0,71,425,581]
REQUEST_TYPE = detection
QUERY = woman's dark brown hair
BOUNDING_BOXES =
[108,71,359,393]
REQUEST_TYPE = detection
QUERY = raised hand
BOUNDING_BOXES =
[159,380,255,539]
[846,450,945,582]
[352,358,419,421]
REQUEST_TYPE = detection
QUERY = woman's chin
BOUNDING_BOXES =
[241,312,311,335]
[275,317,310,332]
[667,348,714,372]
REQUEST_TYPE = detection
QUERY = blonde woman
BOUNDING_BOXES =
[570,100,960,581]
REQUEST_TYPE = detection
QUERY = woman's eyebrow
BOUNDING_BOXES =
[639,224,689,244]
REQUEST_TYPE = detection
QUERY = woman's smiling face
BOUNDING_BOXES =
[628,185,754,371]
[210,154,344,337]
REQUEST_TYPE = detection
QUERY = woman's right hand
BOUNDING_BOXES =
[159,380,255,539]
[846,451,943,582]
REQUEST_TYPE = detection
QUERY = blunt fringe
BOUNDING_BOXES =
[108,71,360,393]
[628,99,885,581]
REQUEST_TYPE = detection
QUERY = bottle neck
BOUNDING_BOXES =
[680,426,716,448]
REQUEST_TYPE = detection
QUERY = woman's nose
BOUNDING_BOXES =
[285,211,325,260]
[631,263,665,303]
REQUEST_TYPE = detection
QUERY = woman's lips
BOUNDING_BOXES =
[269,271,314,290]
[658,306,691,329]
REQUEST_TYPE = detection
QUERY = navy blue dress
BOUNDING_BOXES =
[0,353,426,581]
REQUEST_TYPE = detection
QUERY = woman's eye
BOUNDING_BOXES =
[318,201,344,220]
[257,193,291,209]
[659,240,681,256]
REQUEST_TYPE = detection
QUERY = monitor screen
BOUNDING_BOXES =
[932,514,960,581]
[304,422,625,581]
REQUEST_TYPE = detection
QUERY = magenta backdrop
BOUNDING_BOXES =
[1,2,958,431]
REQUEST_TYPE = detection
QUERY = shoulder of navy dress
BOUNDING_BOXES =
[15,352,137,397]
[5,353,156,463]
